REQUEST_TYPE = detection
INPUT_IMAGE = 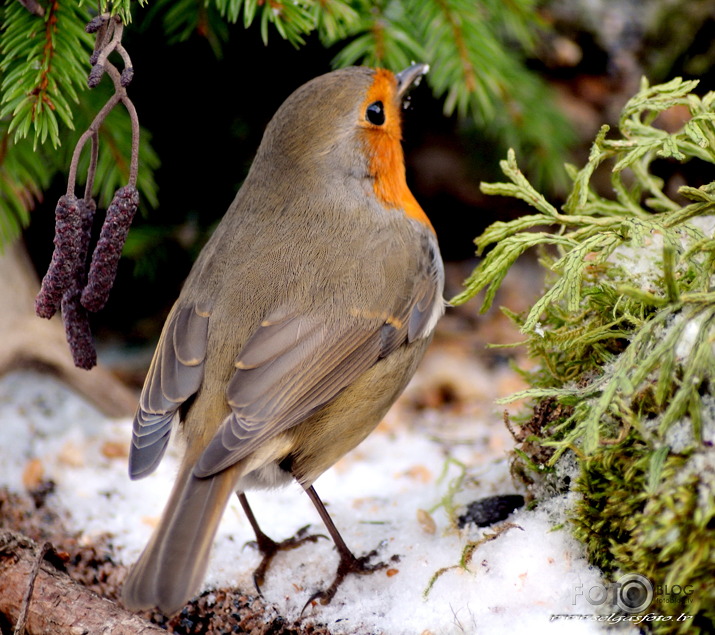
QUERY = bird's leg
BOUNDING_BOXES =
[301,485,393,611]
[236,492,326,593]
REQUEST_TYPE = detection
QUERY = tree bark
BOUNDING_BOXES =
[0,531,162,635]
[0,241,137,418]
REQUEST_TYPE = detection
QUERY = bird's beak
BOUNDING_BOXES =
[395,63,429,98]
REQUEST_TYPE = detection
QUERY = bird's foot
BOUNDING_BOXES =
[246,524,327,592]
[301,546,398,613]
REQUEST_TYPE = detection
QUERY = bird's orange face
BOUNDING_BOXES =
[358,69,433,232]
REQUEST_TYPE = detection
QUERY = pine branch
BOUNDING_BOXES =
[328,0,576,188]
[417,0,485,117]
[329,0,424,70]
[144,0,229,55]
[0,125,51,245]
[141,0,573,187]
[212,0,316,46]
[98,0,148,24]
[0,1,93,148]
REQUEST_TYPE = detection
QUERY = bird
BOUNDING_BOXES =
[121,63,445,616]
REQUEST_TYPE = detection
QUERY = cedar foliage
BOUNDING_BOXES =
[454,77,715,631]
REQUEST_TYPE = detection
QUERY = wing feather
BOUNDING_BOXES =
[194,271,441,479]
[129,303,211,479]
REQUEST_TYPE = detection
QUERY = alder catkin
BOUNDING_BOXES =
[35,195,82,319]
[87,63,105,88]
[61,284,97,370]
[61,197,99,369]
[85,15,106,33]
[120,66,134,86]
[81,185,139,313]
[77,198,97,270]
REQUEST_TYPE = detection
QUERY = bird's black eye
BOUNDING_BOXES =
[366,101,385,125]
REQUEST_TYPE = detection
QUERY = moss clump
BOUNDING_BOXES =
[455,77,715,632]
[573,443,714,630]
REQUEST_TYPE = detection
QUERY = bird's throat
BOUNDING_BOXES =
[366,132,434,231]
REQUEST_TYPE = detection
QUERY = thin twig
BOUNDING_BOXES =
[89,16,111,65]
[123,94,140,186]
[13,542,51,635]
[115,42,132,69]
[94,19,124,69]
[84,131,99,202]
[103,62,140,186]
[66,92,121,196]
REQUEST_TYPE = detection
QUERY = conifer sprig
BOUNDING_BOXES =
[453,77,715,625]
[453,76,715,459]
[0,1,93,148]
[142,0,574,187]
[1,0,571,248]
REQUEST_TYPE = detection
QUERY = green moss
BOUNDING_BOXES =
[572,443,715,632]
[455,77,715,632]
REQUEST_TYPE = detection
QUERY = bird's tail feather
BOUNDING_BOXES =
[122,463,239,615]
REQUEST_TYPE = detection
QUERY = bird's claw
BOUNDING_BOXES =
[301,548,396,615]
[246,524,328,593]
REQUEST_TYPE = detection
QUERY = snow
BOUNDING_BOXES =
[607,215,715,295]
[606,230,665,292]
[0,356,614,634]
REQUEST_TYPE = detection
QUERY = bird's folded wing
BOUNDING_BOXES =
[194,269,444,478]
[128,302,212,479]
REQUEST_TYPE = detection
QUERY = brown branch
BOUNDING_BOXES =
[115,44,134,85]
[87,14,111,64]
[124,90,140,186]
[12,541,49,635]
[28,1,59,118]
[93,19,125,71]
[65,93,121,197]
[84,131,99,202]
[103,62,140,187]
[0,531,164,635]
[67,22,139,196]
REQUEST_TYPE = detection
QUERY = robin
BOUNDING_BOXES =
[121,63,444,615]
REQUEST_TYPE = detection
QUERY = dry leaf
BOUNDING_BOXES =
[22,458,44,490]
[101,440,128,459]
[416,508,437,535]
